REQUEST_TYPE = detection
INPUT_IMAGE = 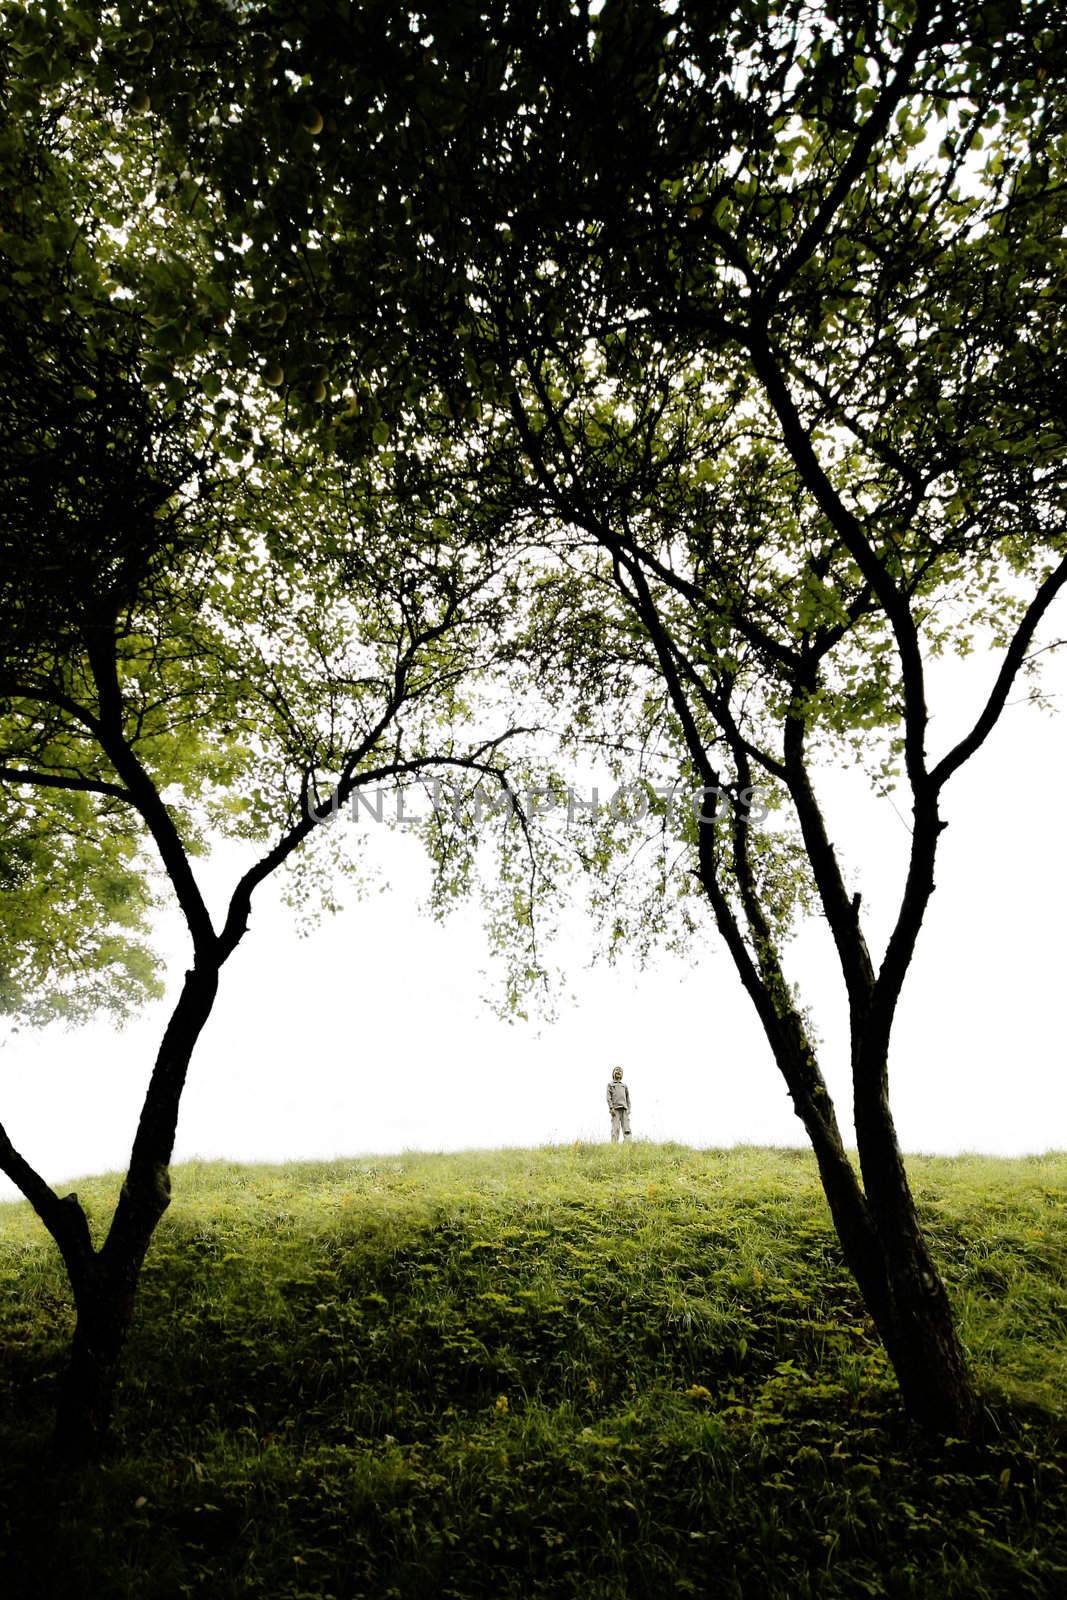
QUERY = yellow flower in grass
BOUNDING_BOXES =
[495,1394,509,1414]
[685,1384,713,1402]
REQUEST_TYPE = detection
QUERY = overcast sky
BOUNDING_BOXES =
[1,641,1064,1202]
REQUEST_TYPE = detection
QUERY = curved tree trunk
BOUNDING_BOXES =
[798,1090,977,1435]
[784,1036,978,1436]
[52,961,220,1463]
[852,1061,977,1435]
[868,1227,976,1436]
[687,738,979,1433]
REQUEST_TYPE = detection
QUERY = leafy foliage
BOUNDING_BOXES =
[0,9,545,1022]
[0,786,161,1026]
[0,0,561,1462]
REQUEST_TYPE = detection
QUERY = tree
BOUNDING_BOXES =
[0,333,532,1458]
[0,60,536,1459]
[0,281,205,1030]
[83,0,1067,1435]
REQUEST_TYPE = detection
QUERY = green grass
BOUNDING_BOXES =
[1,1143,1064,1598]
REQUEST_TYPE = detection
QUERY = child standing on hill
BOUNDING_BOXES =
[606,1066,631,1143]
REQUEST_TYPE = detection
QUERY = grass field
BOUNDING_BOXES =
[0,1142,1064,1598]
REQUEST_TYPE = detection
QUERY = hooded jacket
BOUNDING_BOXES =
[606,1078,631,1112]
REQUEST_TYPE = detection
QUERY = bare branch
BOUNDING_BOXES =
[932,553,1067,789]
[0,1118,94,1289]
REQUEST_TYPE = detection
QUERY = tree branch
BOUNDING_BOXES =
[764,2,934,304]
[82,631,218,960]
[0,766,135,804]
[932,552,1067,789]
[508,349,805,673]
[0,1119,94,1290]
[782,683,876,1008]
[744,324,931,793]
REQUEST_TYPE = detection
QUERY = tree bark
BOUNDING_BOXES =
[52,960,220,1463]
[54,1260,140,1462]
[691,816,976,1431]
[790,1061,977,1436]
[852,1052,978,1435]
[870,1226,976,1436]
[699,838,978,1433]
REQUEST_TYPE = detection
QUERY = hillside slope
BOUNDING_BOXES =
[1,1144,1064,1598]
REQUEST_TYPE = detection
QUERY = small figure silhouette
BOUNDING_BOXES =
[606,1065,631,1142]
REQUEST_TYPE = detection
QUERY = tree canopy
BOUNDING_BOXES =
[2,0,1065,1446]
[0,21,543,1456]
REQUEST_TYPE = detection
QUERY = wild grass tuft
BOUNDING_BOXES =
[1,1144,1064,1597]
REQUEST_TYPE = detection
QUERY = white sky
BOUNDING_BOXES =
[1,644,1065,1202]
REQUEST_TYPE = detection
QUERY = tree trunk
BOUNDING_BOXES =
[760,1008,979,1436]
[873,1234,977,1436]
[808,1091,978,1436]
[53,1263,141,1463]
[51,961,220,1463]
[851,1059,978,1436]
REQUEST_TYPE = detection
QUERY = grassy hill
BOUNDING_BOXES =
[1,1143,1064,1598]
